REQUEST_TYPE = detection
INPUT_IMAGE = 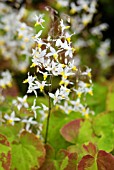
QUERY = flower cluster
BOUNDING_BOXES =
[0,2,33,72]
[54,0,113,76]
[24,13,93,120]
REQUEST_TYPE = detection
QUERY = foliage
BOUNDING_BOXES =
[0,1,114,170]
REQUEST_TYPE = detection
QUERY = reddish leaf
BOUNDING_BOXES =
[0,134,11,170]
[97,150,114,170]
[78,155,95,170]
[83,142,97,157]
[58,149,77,170]
[60,119,84,143]
[39,144,56,170]
[65,152,77,170]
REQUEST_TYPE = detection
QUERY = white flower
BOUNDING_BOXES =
[49,89,62,105]
[82,14,93,26]
[31,99,40,118]
[0,70,12,88]
[4,111,20,126]
[57,0,69,7]
[34,14,45,28]
[16,95,29,110]
[39,104,48,121]
[46,46,62,60]
[60,66,75,79]
[59,101,73,114]
[82,67,92,79]
[35,80,49,92]
[60,19,70,34]
[22,117,37,131]
[70,2,81,14]
[31,49,47,68]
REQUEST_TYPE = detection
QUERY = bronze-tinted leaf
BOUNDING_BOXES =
[60,119,83,143]
[97,150,114,170]
[0,134,11,170]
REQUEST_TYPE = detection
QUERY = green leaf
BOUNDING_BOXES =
[0,124,22,143]
[107,92,114,111]
[0,134,11,170]
[106,81,114,111]
[11,131,45,170]
[77,120,94,144]
[60,156,68,170]
[93,112,114,152]
[86,83,108,114]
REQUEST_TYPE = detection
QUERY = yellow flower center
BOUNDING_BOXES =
[53,53,58,60]
[70,8,76,14]
[87,72,91,78]
[88,90,93,96]
[66,37,71,43]
[38,43,42,48]
[77,92,82,98]
[43,73,47,80]
[85,113,89,119]
[24,37,29,42]
[72,66,77,71]
[30,63,37,68]
[8,119,13,124]
[40,85,44,92]
[23,79,28,83]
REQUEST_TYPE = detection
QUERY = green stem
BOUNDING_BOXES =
[45,75,52,144]
[44,94,51,144]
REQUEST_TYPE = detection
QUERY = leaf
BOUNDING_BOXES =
[97,150,114,170]
[0,134,11,170]
[83,142,97,157]
[106,81,114,111]
[60,119,83,143]
[86,83,108,114]
[78,155,97,170]
[60,156,69,170]
[11,131,45,170]
[77,120,94,144]
[0,124,22,143]
[39,144,57,170]
[44,111,81,153]
[78,149,114,170]
[93,112,114,152]
[58,150,77,170]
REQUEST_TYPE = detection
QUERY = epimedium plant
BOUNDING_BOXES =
[0,3,114,170]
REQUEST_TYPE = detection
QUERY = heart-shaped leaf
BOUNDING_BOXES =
[97,150,114,170]
[60,119,83,143]
[78,149,114,170]
[11,131,45,170]
[78,155,95,170]
[83,142,97,157]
